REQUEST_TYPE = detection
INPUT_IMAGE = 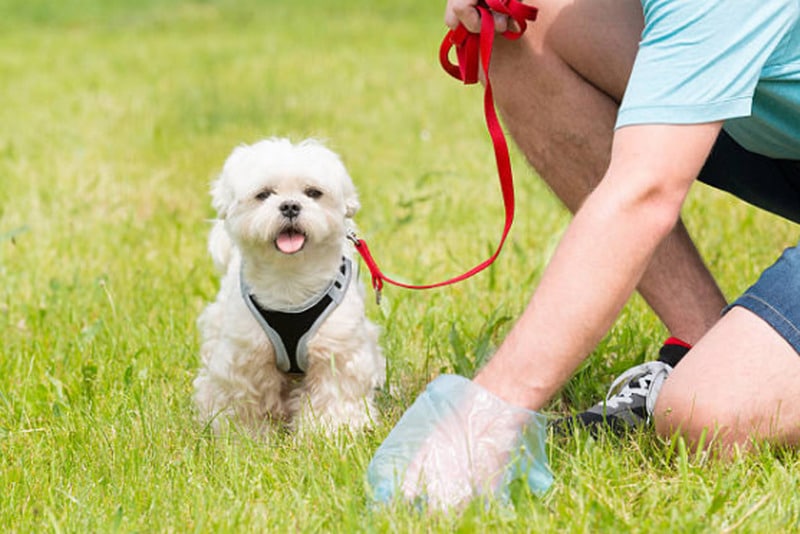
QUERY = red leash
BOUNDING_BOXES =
[350,0,538,303]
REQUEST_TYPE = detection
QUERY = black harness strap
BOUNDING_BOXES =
[241,257,353,375]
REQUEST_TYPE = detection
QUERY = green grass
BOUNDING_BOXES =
[2,0,800,531]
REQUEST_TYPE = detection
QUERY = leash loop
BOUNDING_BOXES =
[440,0,538,85]
[354,1,537,303]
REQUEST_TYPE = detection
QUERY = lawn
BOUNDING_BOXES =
[2,0,800,531]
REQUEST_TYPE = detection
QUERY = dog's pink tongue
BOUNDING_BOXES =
[276,232,305,254]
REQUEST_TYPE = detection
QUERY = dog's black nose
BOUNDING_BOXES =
[279,201,302,219]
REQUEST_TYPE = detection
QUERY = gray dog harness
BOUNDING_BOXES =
[241,257,353,375]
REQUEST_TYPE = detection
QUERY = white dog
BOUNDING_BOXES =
[193,138,385,435]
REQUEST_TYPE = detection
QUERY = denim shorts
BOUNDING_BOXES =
[699,130,800,353]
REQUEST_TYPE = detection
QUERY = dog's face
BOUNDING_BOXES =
[211,138,360,261]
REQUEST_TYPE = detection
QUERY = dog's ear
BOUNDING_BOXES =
[207,219,233,273]
[210,145,247,219]
[342,173,361,218]
[345,194,361,219]
[210,178,233,219]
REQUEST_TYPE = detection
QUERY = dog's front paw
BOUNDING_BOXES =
[292,393,379,435]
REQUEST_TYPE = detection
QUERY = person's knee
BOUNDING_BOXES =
[490,0,642,92]
[655,307,800,450]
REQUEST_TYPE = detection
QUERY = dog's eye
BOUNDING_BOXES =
[255,189,273,201]
[304,187,323,199]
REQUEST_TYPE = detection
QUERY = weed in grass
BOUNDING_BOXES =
[447,311,512,377]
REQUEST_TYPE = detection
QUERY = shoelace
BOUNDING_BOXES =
[603,361,673,416]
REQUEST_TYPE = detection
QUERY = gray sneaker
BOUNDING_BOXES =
[554,341,690,435]
[577,361,672,429]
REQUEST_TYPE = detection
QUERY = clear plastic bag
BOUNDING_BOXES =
[367,374,552,510]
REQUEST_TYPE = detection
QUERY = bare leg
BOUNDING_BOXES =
[489,0,726,345]
[655,307,800,449]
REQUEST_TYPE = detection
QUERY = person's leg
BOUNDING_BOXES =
[655,244,800,449]
[489,0,727,345]
[656,307,800,449]
[655,309,800,448]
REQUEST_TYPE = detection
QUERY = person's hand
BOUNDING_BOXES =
[398,390,525,509]
[445,0,516,34]
[367,375,552,510]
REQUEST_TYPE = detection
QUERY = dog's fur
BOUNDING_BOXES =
[193,138,385,435]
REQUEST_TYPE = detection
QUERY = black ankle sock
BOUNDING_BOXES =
[657,337,692,367]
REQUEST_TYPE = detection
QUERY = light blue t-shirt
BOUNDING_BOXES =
[616,0,800,159]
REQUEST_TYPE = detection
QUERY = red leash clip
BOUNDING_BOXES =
[353,1,538,304]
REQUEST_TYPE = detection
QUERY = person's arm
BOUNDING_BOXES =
[474,121,723,410]
[368,123,726,508]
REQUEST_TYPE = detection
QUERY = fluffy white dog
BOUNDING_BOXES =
[193,138,385,435]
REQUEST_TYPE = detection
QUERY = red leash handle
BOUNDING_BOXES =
[352,0,538,303]
[440,0,538,84]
